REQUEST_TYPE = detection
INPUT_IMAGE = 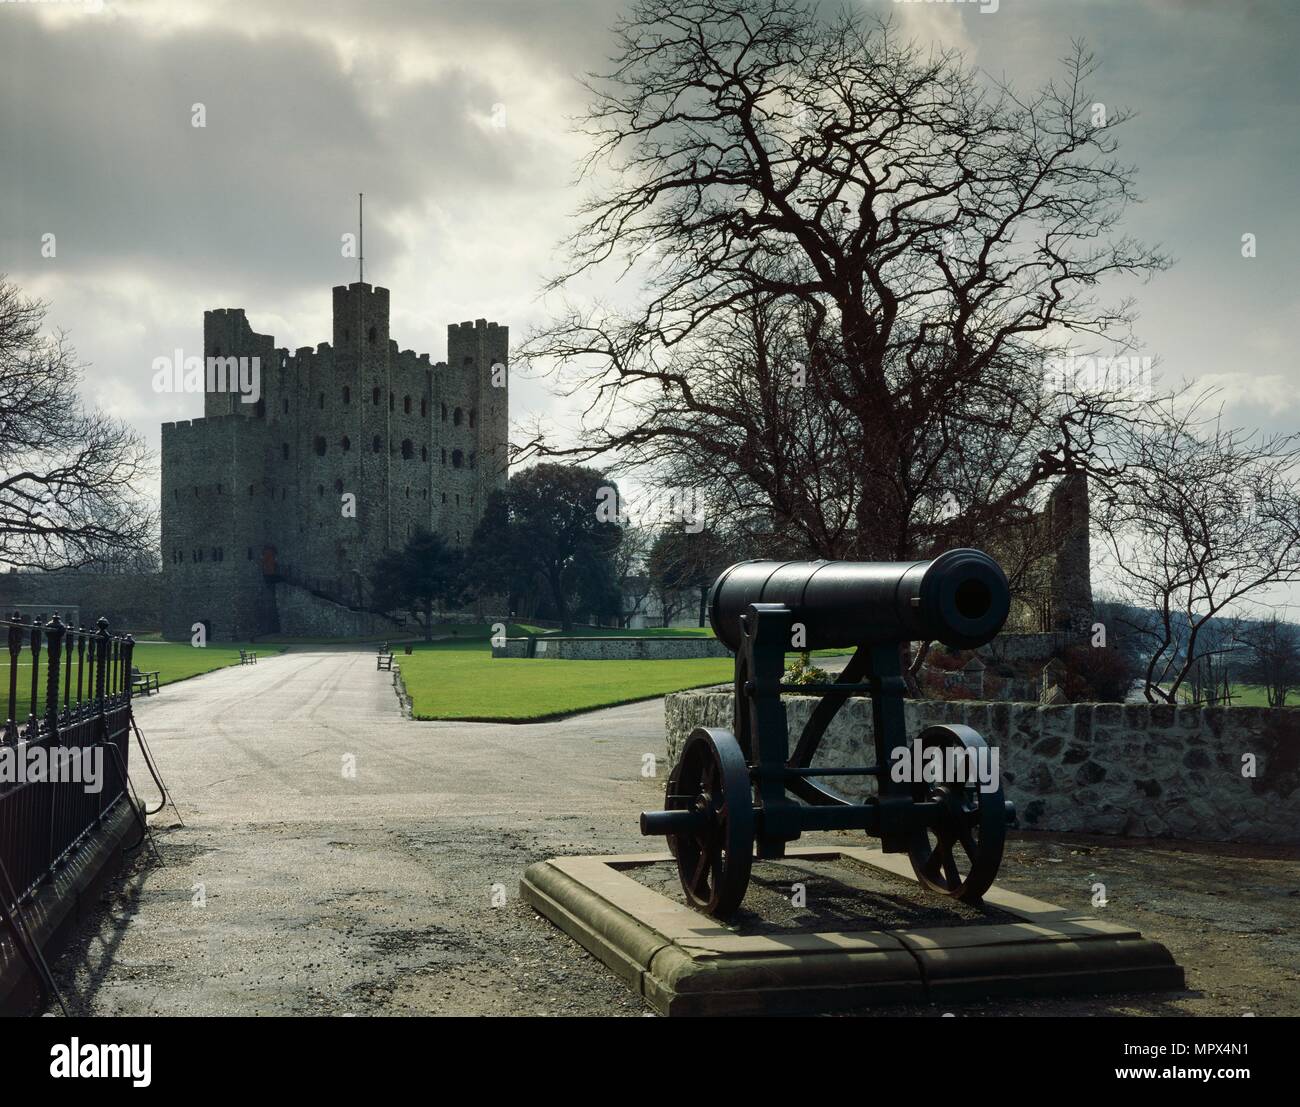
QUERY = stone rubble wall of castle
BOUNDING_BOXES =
[160,283,507,640]
[664,690,1299,844]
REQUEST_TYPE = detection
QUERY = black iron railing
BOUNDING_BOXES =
[0,613,134,913]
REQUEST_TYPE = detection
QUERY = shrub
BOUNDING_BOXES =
[1062,644,1140,703]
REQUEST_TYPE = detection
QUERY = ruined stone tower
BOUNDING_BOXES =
[160,283,508,640]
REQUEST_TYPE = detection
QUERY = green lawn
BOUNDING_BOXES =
[4,640,283,723]
[396,638,733,722]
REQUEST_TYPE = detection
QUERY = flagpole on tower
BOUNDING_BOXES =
[358,192,365,284]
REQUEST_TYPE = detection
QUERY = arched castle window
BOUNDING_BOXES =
[441,448,446,465]
[255,400,265,418]
[421,446,428,462]
[452,449,463,469]
[317,484,324,497]
[455,494,460,506]
[403,395,412,414]
[282,443,290,460]
[368,326,377,345]
[421,399,428,417]
[341,435,351,453]
[405,487,410,499]
[216,483,223,494]
[453,408,463,427]
[441,493,446,504]
[389,392,395,412]
[247,548,253,560]
[343,386,351,404]
[318,393,325,410]
[314,436,327,456]
[401,439,414,460]
[283,398,289,414]
[249,484,255,496]
[469,410,476,428]
[372,435,382,453]
[372,386,380,405]
[334,479,344,494]
[441,403,447,421]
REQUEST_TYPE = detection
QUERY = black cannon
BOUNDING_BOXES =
[640,549,1015,917]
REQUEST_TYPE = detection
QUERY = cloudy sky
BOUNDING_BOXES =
[2,0,1297,515]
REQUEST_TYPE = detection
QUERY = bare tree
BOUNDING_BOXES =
[0,278,156,570]
[1238,616,1300,708]
[1094,395,1300,703]
[518,1,1167,562]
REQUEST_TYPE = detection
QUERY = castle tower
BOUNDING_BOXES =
[161,283,509,639]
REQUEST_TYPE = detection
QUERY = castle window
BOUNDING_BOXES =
[255,400,265,419]
[469,452,477,470]
[372,386,380,405]
[249,484,255,496]
[372,435,382,453]
[216,483,222,494]
[319,392,325,410]
[334,479,344,494]
[401,439,414,460]
[441,403,447,421]
[344,328,350,343]
[441,493,447,504]
[314,436,327,456]
[194,486,199,497]
[403,395,411,414]
[247,548,253,560]
[368,326,377,345]
[455,494,460,507]
[341,435,351,453]
[469,410,476,429]
[441,448,446,465]
[421,399,428,417]
[453,408,463,427]
[282,443,290,460]
[422,489,428,499]
[342,386,351,404]
[283,398,289,414]
[452,449,463,469]
[405,487,410,499]
[318,484,324,497]
[213,547,223,562]
[421,446,428,462]
[389,392,395,412]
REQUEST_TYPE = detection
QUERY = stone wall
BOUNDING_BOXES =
[272,583,403,639]
[492,636,731,660]
[664,689,1300,845]
[0,571,162,635]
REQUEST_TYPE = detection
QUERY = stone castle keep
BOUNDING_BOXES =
[160,282,508,640]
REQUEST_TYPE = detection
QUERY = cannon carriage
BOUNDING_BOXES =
[640,549,1017,918]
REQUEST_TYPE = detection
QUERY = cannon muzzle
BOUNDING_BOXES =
[708,548,1009,652]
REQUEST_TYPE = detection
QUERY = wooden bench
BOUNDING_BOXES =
[131,666,161,695]
[377,652,394,671]
[239,649,258,665]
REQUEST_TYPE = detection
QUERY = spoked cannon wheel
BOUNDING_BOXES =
[907,724,1006,903]
[664,727,754,918]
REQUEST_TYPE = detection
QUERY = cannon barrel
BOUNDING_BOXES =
[708,548,1010,652]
